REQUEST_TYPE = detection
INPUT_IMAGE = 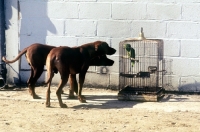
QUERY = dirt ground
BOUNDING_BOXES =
[0,86,200,132]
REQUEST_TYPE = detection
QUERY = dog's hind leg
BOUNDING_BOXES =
[27,68,34,97]
[46,77,52,107]
[56,75,68,108]
[78,73,87,103]
[73,76,78,95]
[45,65,54,107]
[68,74,77,99]
[27,67,33,85]
[28,66,44,99]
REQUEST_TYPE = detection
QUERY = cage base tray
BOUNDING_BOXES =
[118,86,164,102]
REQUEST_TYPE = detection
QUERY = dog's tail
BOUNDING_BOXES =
[2,47,28,63]
[45,56,55,84]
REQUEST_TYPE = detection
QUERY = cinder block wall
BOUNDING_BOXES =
[5,0,200,91]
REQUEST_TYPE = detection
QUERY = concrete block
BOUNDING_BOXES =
[112,3,147,20]
[193,76,200,91]
[171,58,200,76]
[65,20,96,37]
[46,36,77,47]
[47,2,78,19]
[20,18,64,36]
[131,21,166,38]
[20,35,46,49]
[97,20,131,38]
[147,3,181,20]
[182,4,200,21]
[164,40,180,57]
[109,73,119,90]
[181,40,200,58]
[163,75,180,91]
[20,1,47,17]
[108,55,119,73]
[79,3,111,19]
[167,22,200,39]
[179,76,200,92]
[84,73,110,88]
[88,66,96,73]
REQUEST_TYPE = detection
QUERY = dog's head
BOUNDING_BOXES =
[94,41,116,55]
[90,55,114,66]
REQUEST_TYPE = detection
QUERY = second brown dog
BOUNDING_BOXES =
[45,41,116,108]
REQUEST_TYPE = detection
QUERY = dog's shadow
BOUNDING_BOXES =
[69,93,200,110]
[67,94,140,110]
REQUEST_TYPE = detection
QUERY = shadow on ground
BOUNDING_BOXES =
[1,87,200,110]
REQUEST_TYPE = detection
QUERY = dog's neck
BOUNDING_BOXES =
[88,47,98,59]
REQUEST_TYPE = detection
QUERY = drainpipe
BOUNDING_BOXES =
[0,0,7,88]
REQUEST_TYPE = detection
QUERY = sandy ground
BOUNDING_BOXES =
[0,86,200,132]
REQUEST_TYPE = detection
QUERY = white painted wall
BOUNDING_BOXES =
[5,0,200,91]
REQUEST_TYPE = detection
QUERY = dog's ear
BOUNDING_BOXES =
[94,41,102,51]
[94,41,105,51]
[95,44,98,51]
[96,41,109,50]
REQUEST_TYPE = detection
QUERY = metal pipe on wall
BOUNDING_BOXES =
[0,0,7,88]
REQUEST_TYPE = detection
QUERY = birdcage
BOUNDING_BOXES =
[118,28,165,101]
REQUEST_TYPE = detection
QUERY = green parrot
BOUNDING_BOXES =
[124,44,135,67]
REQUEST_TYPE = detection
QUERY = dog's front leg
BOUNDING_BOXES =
[78,73,86,103]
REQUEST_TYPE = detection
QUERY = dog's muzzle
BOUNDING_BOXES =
[106,48,116,55]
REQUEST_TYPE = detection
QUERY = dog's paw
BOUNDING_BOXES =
[46,105,50,108]
[46,102,50,107]
[79,100,87,103]
[60,104,68,108]
[33,95,42,99]
[78,95,87,103]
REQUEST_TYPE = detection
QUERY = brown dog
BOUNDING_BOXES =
[2,43,55,99]
[2,43,115,99]
[45,41,116,108]
[69,54,114,99]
